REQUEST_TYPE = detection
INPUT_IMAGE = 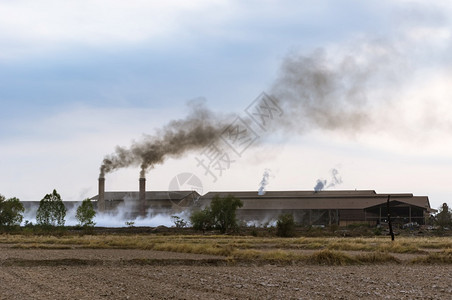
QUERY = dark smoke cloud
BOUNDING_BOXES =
[100,42,402,177]
[100,100,230,177]
[270,45,400,134]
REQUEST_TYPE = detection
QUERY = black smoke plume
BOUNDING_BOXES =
[100,43,399,177]
[270,45,398,134]
[100,100,230,177]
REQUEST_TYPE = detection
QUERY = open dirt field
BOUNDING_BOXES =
[0,245,451,299]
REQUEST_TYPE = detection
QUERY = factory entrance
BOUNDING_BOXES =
[364,200,426,226]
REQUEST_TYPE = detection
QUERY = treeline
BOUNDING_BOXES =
[0,189,96,229]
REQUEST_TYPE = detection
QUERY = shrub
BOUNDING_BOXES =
[276,214,296,237]
[190,194,243,234]
[434,203,452,229]
[374,227,383,236]
[171,216,187,228]
[125,221,135,227]
[190,208,213,232]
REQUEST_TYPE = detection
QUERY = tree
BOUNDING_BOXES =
[0,195,25,226]
[276,213,296,237]
[36,189,67,226]
[210,194,243,233]
[76,198,96,227]
[434,203,452,228]
[190,194,243,234]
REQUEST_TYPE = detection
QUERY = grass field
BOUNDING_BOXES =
[1,233,450,265]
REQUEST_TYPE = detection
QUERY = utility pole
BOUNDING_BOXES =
[387,195,395,241]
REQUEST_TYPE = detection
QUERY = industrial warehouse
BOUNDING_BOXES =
[88,176,434,226]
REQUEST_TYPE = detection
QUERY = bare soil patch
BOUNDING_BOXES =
[1,233,450,299]
[0,244,451,299]
[0,262,450,299]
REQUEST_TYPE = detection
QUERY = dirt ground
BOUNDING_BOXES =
[0,245,451,299]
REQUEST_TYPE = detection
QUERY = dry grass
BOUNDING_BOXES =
[410,249,452,264]
[327,241,373,251]
[12,243,73,250]
[355,252,400,264]
[1,234,450,264]
[308,250,357,265]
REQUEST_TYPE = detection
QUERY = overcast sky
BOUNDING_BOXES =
[1,0,451,209]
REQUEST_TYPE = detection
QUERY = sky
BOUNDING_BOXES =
[1,0,451,210]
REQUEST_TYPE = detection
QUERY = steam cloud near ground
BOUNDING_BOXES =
[22,199,190,228]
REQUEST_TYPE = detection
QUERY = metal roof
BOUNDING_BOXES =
[89,190,430,211]
[201,190,430,210]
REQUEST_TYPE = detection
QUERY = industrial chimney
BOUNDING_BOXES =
[139,175,146,216]
[98,176,105,212]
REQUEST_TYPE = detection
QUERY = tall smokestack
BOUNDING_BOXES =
[98,176,105,212]
[139,173,146,216]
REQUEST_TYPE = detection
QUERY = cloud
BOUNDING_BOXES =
[0,0,229,59]
[5,0,451,61]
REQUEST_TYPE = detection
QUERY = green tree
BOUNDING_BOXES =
[0,195,25,226]
[434,203,452,228]
[210,194,243,233]
[36,189,67,226]
[276,213,296,237]
[190,208,213,232]
[76,198,96,227]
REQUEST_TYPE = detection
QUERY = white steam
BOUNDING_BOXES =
[326,168,343,188]
[313,168,343,192]
[258,169,271,195]
[21,197,191,228]
[313,179,327,192]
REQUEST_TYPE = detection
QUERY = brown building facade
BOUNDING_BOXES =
[200,190,433,226]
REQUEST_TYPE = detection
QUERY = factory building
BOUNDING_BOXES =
[201,190,432,226]
[91,177,433,226]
